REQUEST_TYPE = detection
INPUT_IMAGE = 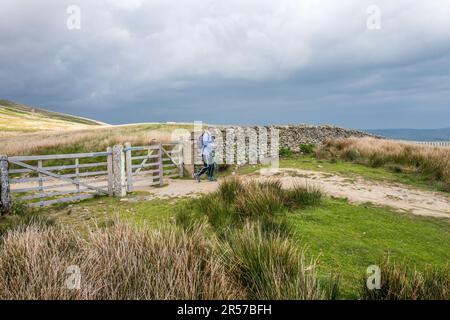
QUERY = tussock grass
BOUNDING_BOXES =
[194,195,238,238]
[217,176,245,204]
[190,177,322,237]
[320,137,450,191]
[361,258,449,300]
[180,178,336,300]
[3,178,446,300]
[81,223,242,300]
[0,224,81,299]
[284,182,322,208]
[224,223,336,300]
[235,180,284,218]
[0,222,243,300]
[0,218,333,300]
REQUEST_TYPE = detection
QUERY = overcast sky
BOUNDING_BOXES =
[1,0,449,129]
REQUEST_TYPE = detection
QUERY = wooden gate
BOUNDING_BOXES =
[0,142,185,210]
[124,142,183,192]
[8,151,113,207]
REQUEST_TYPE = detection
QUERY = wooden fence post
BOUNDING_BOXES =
[112,145,126,197]
[107,147,114,196]
[178,141,184,178]
[124,142,133,192]
[38,160,44,206]
[158,142,164,186]
[181,133,195,177]
[0,156,12,215]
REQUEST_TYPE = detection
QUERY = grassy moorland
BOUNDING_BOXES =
[0,178,448,299]
[287,198,449,298]
[318,138,449,192]
[0,123,194,156]
[0,99,197,155]
[280,155,442,192]
[277,138,449,193]
[0,123,448,299]
[0,99,104,135]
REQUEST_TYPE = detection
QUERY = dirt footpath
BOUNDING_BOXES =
[141,169,450,219]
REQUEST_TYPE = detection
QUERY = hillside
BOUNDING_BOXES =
[366,128,450,141]
[0,99,106,135]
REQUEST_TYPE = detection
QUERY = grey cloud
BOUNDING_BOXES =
[1,0,450,128]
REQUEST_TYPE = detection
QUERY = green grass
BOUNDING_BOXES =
[181,178,449,299]
[281,155,443,192]
[0,202,56,238]
[287,197,450,298]
[21,194,183,233]
[2,184,448,299]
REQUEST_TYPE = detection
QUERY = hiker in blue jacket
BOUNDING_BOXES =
[194,127,216,182]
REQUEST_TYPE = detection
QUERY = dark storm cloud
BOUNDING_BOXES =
[1,0,450,128]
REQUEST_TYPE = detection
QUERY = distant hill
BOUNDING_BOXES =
[366,128,450,141]
[0,99,106,135]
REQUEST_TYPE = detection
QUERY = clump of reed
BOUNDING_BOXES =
[361,258,449,300]
[0,222,243,300]
[319,137,450,191]
[186,177,322,238]
[0,178,332,300]
[176,177,337,300]
[223,223,337,300]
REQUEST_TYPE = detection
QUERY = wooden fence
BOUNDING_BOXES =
[403,141,450,147]
[393,140,450,147]
[0,142,183,212]
[7,151,113,208]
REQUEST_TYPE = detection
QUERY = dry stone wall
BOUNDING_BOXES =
[191,125,382,167]
[218,124,382,154]
[274,124,383,152]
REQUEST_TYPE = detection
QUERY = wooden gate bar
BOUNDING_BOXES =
[158,143,164,186]
[9,152,111,161]
[28,194,95,207]
[9,160,109,195]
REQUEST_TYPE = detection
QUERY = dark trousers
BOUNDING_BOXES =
[196,155,214,179]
